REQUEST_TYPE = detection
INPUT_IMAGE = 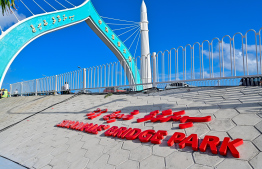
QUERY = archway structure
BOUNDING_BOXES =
[0,0,141,89]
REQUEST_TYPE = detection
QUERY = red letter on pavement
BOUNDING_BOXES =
[112,127,128,137]
[138,130,156,143]
[150,130,168,144]
[104,126,119,136]
[199,135,220,154]
[219,137,243,158]
[178,134,198,151]
[125,128,142,140]
[167,132,186,146]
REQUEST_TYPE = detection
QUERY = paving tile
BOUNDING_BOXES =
[236,104,262,114]
[67,149,87,163]
[250,152,262,169]
[232,114,261,125]
[253,135,262,151]
[41,165,53,169]
[188,164,213,169]
[165,152,194,169]
[122,139,142,151]
[84,144,105,163]
[185,123,210,137]
[33,154,54,169]
[152,141,177,157]
[82,138,101,149]
[208,119,236,131]
[108,149,130,166]
[67,141,85,153]
[228,126,260,141]
[69,157,89,169]
[129,146,152,162]
[50,151,71,166]
[115,160,139,169]
[86,154,114,169]
[193,151,223,167]
[213,109,239,119]
[216,159,252,169]
[227,141,259,161]
[201,131,229,141]
[140,155,165,169]
[22,157,38,168]
[103,141,123,154]
[255,121,262,132]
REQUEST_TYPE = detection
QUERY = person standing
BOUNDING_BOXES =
[62,82,70,94]
[1,89,8,98]
[14,89,18,97]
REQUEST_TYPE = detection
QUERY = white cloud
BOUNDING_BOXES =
[0,9,26,30]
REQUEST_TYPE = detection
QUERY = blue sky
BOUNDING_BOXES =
[1,0,262,89]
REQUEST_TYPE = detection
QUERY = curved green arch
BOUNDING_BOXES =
[0,0,141,89]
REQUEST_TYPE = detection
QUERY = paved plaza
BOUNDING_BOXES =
[0,86,262,169]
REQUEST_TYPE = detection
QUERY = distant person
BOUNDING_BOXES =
[1,89,8,98]
[14,89,19,97]
[62,82,70,94]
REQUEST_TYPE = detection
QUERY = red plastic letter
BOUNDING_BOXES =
[219,137,243,158]
[179,122,193,129]
[199,135,220,154]
[112,127,128,137]
[150,130,168,144]
[104,126,119,136]
[167,132,186,146]
[138,130,156,143]
[162,109,172,116]
[178,134,198,151]
[125,128,142,140]
[120,128,133,139]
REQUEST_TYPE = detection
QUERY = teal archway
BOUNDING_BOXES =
[0,0,141,89]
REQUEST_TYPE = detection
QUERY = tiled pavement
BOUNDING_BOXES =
[0,86,262,169]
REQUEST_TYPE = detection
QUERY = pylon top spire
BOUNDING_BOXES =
[141,0,147,12]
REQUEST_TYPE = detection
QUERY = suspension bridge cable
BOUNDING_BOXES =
[20,0,34,15]
[101,16,139,23]
[129,28,140,50]
[118,26,140,37]
[123,27,140,43]
[64,0,75,7]
[106,23,139,26]
[32,0,47,13]
[43,0,57,10]
[133,31,140,58]
[10,10,20,22]
[54,0,67,9]
[112,25,139,31]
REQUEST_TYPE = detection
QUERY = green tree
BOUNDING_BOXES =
[0,0,17,15]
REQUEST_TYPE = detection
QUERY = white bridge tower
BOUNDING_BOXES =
[140,0,152,88]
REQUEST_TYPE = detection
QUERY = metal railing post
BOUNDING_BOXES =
[152,52,157,88]
[35,79,38,96]
[21,82,23,96]
[10,84,12,97]
[55,75,58,95]
[83,68,86,93]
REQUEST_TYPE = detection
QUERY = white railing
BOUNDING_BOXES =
[10,28,262,96]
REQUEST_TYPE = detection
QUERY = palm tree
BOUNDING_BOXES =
[0,0,17,15]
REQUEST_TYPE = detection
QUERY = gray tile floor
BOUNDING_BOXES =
[0,86,261,169]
